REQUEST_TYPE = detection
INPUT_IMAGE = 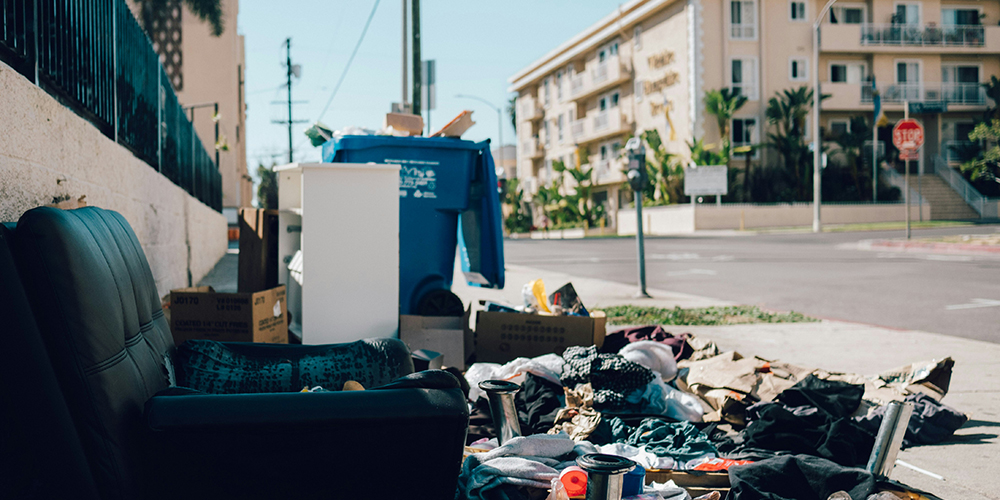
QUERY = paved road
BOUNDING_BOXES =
[504,225,1000,343]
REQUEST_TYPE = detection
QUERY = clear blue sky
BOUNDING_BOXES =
[239,1,620,168]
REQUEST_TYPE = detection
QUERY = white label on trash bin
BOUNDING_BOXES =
[387,160,439,199]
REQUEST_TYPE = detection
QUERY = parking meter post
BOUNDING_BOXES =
[625,138,651,299]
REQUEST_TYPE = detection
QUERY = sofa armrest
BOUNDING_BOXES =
[142,385,468,500]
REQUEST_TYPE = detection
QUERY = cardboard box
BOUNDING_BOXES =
[169,285,288,345]
[474,311,606,364]
[399,309,474,369]
[383,112,424,135]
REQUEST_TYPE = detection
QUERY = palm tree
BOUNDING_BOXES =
[704,88,748,154]
[641,129,684,204]
[766,86,824,200]
[135,0,225,37]
[983,76,1000,120]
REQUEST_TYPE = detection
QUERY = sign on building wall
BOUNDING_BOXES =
[684,166,728,196]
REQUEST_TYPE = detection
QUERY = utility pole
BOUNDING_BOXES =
[286,38,293,163]
[401,0,408,110]
[411,0,421,118]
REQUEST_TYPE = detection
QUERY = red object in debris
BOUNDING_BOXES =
[693,458,754,471]
[756,362,771,373]
[560,466,588,497]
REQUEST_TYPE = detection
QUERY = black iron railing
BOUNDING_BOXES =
[0,0,221,212]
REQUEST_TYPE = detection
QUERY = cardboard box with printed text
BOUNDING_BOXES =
[474,311,606,364]
[169,285,288,345]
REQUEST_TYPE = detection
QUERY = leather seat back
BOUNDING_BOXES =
[10,207,175,500]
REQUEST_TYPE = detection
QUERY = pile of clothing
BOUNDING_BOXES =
[460,326,967,500]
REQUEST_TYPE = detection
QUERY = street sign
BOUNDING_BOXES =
[899,151,919,161]
[909,102,947,114]
[892,119,924,151]
[684,165,728,196]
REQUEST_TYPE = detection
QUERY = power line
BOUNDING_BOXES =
[316,0,382,122]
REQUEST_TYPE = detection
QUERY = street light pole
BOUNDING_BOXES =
[455,94,505,172]
[812,0,838,233]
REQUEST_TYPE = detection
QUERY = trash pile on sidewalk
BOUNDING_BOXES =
[457,280,967,500]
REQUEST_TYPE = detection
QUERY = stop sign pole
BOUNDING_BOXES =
[893,103,925,239]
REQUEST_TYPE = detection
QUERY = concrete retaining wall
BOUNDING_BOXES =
[618,202,931,235]
[0,61,227,294]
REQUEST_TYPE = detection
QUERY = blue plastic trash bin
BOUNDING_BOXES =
[323,135,505,315]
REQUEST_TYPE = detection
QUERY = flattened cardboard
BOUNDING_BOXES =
[169,285,288,345]
[399,308,473,370]
[474,311,606,364]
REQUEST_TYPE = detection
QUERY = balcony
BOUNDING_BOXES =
[518,97,543,122]
[521,137,544,159]
[589,156,626,185]
[572,107,630,144]
[861,83,986,106]
[569,55,630,101]
[821,23,1000,53]
[944,140,976,163]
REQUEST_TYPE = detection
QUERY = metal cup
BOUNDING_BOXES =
[576,453,637,500]
[478,380,522,445]
[865,400,914,479]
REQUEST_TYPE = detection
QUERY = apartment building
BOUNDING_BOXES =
[509,0,999,224]
[132,0,251,226]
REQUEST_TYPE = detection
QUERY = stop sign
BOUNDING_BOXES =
[892,119,924,151]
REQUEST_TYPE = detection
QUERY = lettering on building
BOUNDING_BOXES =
[647,51,675,69]
[644,72,680,94]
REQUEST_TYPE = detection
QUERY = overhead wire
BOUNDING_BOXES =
[316,0,382,122]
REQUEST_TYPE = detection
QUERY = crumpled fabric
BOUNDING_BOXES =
[602,326,694,360]
[638,372,705,422]
[597,442,677,470]
[854,392,968,448]
[457,434,583,500]
[738,376,875,467]
[677,351,814,425]
[548,384,612,443]
[465,354,565,402]
[620,341,679,381]
[562,346,654,412]
[609,417,718,464]
[727,454,875,500]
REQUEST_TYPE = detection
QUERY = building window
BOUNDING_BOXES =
[943,65,982,104]
[732,117,758,158]
[829,119,850,138]
[598,91,619,112]
[635,79,644,102]
[730,0,756,40]
[943,8,980,25]
[558,114,564,143]
[611,92,619,108]
[556,71,563,100]
[830,5,864,24]
[790,1,806,21]
[609,42,619,56]
[894,3,920,25]
[543,78,551,107]
[634,26,642,50]
[830,62,867,83]
[544,120,551,148]
[789,57,808,81]
[730,58,758,100]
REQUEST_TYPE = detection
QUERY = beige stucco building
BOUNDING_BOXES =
[132,0,251,227]
[509,0,999,224]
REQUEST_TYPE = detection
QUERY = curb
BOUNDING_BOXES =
[870,240,1000,255]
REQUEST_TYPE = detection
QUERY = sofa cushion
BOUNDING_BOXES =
[174,338,415,393]
[11,207,175,500]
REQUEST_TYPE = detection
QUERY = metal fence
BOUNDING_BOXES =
[861,23,986,47]
[0,0,221,212]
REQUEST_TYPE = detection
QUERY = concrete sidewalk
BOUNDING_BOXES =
[454,263,1000,500]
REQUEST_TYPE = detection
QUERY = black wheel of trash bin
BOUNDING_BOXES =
[416,289,465,317]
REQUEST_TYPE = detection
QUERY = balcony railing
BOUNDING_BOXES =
[944,140,977,163]
[861,23,985,47]
[731,24,756,40]
[571,119,586,139]
[570,56,627,100]
[570,74,585,96]
[521,137,544,159]
[519,98,542,121]
[572,107,627,144]
[862,83,986,105]
[0,0,221,211]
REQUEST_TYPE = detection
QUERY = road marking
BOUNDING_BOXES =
[924,254,974,262]
[667,268,718,277]
[649,253,701,260]
[945,299,1000,311]
[711,255,735,261]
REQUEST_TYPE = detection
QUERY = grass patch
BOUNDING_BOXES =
[603,305,818,326]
